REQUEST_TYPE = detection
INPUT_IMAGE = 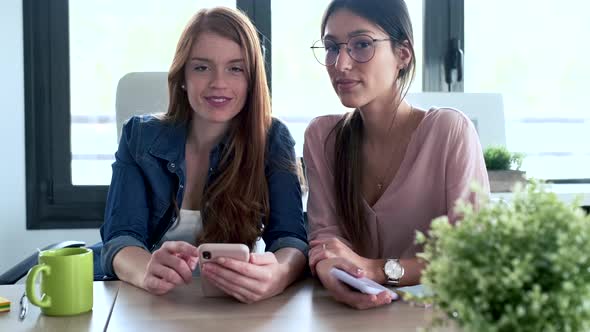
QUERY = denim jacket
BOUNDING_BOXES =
[96,115,308,279]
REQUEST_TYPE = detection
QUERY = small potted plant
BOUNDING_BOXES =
[416,182,590,331]
[483,145,525,192]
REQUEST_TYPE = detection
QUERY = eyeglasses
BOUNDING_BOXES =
[310,34,392,66]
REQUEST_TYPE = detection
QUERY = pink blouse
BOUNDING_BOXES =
[303,108,490,259]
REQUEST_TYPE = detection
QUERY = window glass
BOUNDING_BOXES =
[465,1,590,180]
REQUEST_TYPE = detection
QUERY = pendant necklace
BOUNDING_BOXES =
[375,106,413,192]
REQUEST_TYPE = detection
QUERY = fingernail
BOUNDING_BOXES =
[217,257,226,264]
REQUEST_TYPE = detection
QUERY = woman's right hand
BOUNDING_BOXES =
[142,241,200,295]
[315,257,393,310]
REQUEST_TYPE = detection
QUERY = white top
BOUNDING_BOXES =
[161,209,203,245]
[158,209,266,253]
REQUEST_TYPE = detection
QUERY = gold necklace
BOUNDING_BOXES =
[375,105,413,192]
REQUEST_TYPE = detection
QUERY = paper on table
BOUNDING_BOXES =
[395,285,434,307]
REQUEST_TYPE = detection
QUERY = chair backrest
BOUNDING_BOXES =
[115,72,169,140]
[406,92,506,149]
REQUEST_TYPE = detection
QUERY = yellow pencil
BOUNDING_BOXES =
[0,296,10,312]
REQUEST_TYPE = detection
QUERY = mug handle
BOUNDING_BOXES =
[25,264,52,308]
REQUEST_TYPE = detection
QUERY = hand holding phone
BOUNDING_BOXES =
[330,267,399,300]
[197,243,250,297]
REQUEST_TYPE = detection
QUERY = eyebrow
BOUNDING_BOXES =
[324,29,376,40]
[189,57,245,64]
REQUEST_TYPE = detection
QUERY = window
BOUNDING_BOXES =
[25,0,452,228]
[464,1,590,181]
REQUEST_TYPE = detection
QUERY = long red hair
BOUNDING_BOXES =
[164,7,272,249]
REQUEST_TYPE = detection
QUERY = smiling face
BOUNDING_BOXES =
[323,9,410,110]
[184,31,248,125]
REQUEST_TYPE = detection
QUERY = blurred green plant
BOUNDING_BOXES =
[483,146,524,171]
[416,182,590,332]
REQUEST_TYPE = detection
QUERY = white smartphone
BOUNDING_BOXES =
[330,267,399,299]
[197,243,250,297]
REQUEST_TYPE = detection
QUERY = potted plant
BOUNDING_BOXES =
[416,182,590,331]
[483,145,525,192]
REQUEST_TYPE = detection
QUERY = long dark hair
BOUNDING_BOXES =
[322,0,416,254]
[164,7,271,249]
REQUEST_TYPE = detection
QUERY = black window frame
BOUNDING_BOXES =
[24,0,108,229]
[24,0,458,229]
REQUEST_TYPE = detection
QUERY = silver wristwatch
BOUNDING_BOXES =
[383,259,404,285]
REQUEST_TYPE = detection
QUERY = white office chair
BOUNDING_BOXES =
[115,72,169,141]
[406,92,506,149]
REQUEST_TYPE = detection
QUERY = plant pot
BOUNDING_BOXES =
[488,170,526,192]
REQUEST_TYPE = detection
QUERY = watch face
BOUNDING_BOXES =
[385,260,403,279]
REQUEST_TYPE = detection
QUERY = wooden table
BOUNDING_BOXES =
[0,281,120,332]
[107,278,457,332]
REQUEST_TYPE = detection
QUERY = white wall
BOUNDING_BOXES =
[0,0,100,273]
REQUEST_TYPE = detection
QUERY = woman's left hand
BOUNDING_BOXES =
[309,238,380,281]
[200,252,289,303]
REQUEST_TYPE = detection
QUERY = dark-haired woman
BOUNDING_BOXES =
[305,0,489,309]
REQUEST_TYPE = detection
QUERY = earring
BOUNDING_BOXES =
[399,66,407,76]
[181,84,186,90]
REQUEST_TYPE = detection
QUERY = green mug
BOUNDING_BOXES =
[25,247,93,316]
